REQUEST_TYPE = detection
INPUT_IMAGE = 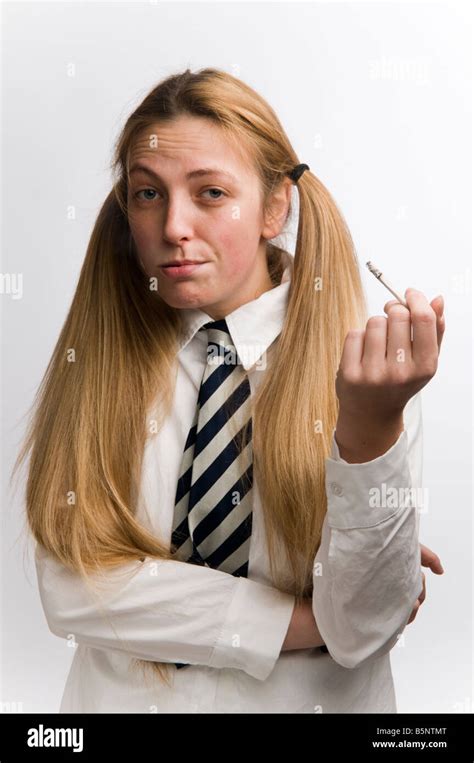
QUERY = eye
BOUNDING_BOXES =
[133,187,226,203]
[134,189,158,202]
[201,188,226,200]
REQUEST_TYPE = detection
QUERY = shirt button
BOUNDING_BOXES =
[330,481,344,497]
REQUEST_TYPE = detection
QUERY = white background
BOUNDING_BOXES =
[1,0,472,714]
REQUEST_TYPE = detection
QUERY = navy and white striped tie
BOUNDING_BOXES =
[171,318,254,669]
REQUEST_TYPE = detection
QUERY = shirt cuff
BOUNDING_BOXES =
[208,576,295,681]
[325,427,412,529]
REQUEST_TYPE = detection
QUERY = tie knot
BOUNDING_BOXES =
[199,319,240,367]
[199,317,229,334]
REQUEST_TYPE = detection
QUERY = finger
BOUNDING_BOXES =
[404,288,439,367]
[418,572,426,606]
[408,573,426,624]
[339,329,365,371]
[429,295,446,355]
[362,316,387,368]
[383,294,443,364]
[420,542,445,574]
[386,303,412,365]
[430,294,444,315]
[407,600,420,624]
[383,299,399,312]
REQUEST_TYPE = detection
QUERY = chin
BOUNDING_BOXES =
[159,289,210,311]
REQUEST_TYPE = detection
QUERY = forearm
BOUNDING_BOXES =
[312,397,424,669]
[281,599,325,651]
[35,543,295,680]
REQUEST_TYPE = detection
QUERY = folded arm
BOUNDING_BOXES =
[35,542,295,681]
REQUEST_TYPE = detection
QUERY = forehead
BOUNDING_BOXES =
[127,115,254,179]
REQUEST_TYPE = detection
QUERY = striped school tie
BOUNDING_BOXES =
[171,318,254,669]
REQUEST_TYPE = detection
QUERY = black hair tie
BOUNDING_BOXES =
[287,163,310,183]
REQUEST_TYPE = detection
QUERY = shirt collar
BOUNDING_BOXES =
[177,250,294,371]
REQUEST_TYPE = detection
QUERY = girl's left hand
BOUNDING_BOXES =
[335,289,445,420]
[407,542,445,624]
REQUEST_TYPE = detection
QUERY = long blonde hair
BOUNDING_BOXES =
[11,67,367,686]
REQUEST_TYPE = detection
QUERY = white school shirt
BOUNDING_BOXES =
[35,251,424,713]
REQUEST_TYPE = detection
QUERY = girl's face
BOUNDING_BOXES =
[127,114,290,320]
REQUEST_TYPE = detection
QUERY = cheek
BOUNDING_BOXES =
[217,225,258,278]
[129,221,156,272]
[129,218,151,250]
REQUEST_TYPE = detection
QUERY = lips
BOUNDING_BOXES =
[162,260,204,267]
[160,261,208,279]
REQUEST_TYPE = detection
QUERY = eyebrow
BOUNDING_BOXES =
[128,164,239,184]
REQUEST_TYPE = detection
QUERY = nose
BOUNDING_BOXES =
[162,195,194,246]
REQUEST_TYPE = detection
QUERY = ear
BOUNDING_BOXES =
[261,178,293,240]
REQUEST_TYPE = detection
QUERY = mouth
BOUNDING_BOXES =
[160,261,209,279]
